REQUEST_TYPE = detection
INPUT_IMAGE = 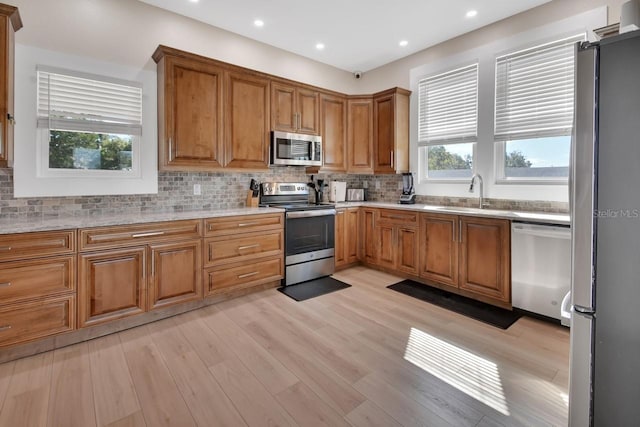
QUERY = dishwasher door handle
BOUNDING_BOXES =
[512,225,571,239]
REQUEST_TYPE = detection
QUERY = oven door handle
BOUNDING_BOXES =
[286,209,336,219]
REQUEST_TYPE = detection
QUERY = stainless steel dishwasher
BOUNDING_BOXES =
[511,222,571,325]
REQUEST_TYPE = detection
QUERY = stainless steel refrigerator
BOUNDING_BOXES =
[570,30,640,426]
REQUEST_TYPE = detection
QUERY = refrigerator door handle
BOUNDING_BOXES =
[574,304,596,316]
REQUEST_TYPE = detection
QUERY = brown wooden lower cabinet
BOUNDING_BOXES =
[335,208,360,268]
[149,239,202,310]
[420,213,459,289]
[361,208,377,264]
[0,295,75,347]
[205,256,282,296]
[0,255,75,305]
[78,246,147,328]
[459,216,511,304]
[418,213,511,307]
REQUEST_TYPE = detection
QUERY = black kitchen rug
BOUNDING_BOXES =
[278,277,351,301]
[387,280,521,329]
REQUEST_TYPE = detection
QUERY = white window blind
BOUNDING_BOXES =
[494,35,584,141]
[418,64,478,145]
[37,66,143,136]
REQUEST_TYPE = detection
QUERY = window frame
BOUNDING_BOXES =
[35,66,143,179]
[417,62,479,182]
[493,34,585,184]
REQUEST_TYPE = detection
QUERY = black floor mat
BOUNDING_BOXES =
[278,277,351,301]
[387,280,521,329]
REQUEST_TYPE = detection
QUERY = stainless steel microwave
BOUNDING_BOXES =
[270,131,322,167]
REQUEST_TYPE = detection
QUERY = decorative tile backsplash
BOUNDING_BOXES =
[0,167,567,221]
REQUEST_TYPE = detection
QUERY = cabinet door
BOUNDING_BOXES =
[271,82,296,132]
[149,239,202,310]
[377,224,396,270]
[347,98,374,174]
[79,247,146,328]
[160,55,224,170]
[397,226,419,275]
[0,9,19,168]
[373,93,395,174]
[361,208,377,264]
[335,210,347,267]
[297,88,320,135]
[224,71,270,169]
[420,214,459,288]
[319,94,347,172]
[459,217,511,304]
[346,208,360,264]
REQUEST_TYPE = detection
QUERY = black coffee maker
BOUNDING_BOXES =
[399,173,416,204]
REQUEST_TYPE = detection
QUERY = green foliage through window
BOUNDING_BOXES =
[49,131,133,171]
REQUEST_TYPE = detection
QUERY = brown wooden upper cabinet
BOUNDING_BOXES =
[319,94,347,172]
[224,70,271,169]
[373,88,410,174]
[271,82,319,135]
[154,49,224,171]
[0,4,21,168]
[347,97,374,174]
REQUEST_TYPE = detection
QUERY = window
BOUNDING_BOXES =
[36,66,143,177]
[418,63,478,180]
[494,35,584,181]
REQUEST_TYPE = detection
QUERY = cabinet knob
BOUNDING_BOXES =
[7,114,15,125]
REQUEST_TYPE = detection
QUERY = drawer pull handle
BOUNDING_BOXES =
[238,222,259,227]
[238,271,259,279]
[0,246,11,251]
[131,231,165,238]
[0,325,11,332]
[238,244,260,251]
[0,282,11,288]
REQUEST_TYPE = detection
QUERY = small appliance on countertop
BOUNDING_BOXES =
[399,172,416,204]
[347,188,365,201]
[329,181,347,202]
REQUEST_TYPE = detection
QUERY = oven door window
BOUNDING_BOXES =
[286,214,335,256]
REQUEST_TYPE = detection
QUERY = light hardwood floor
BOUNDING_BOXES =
[0,266,570,427]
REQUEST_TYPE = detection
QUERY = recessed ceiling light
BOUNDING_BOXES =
[466,10,478,18]
[189,0,198,3]
[316,43,325,50]
[399,40,409,47]
[254,19,264,27]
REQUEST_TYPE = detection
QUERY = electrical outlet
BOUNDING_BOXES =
[375,180,381,190]
[398,181,404,190]
[193,184,202,196]
[362,181,368,189]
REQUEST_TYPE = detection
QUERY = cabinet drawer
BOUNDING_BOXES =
[0,255,75,305]
[377,209,417,225]
[205,256,282,296]
[0,230,76,262]
[0,295,75,347]
[205,230,283,267]
[79,219,202,251]
[205,214,283,237]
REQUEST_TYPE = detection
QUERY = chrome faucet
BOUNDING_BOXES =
[469,174,488,209]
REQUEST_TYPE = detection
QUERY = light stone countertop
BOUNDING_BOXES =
[334,201,570,226]
[0,202,570,235]
[0,207,285,235]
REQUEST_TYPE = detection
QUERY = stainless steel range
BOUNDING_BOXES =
[260,182,335,286]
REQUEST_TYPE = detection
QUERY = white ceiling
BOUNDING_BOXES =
[138,0,552,72]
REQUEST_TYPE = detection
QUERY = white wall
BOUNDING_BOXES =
[9,0,357,94]
[408,7,607,203]
[356,0,625,93]
[13,45,159,197]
